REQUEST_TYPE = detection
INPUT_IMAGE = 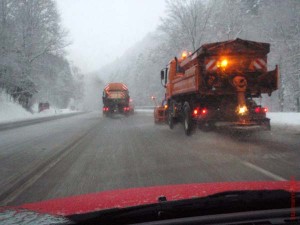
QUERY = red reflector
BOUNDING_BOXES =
[255,107,260,113]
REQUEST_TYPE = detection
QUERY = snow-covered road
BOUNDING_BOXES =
[0,111,299,207]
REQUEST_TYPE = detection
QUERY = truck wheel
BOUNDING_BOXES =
[183,104,193,136]
[168,111,174,129]
[264,121,271,130]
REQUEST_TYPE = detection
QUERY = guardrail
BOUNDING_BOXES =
[0,112,85,132]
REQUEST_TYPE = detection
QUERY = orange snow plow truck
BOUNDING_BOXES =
[160,38,279,135]
[102,83,130,116]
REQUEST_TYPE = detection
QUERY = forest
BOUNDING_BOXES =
[0,0,83,110]
[98,0,300,112]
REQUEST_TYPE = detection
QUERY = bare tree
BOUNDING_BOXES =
[159,0,208,52]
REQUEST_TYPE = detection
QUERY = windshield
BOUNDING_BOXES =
[0,0,299,222]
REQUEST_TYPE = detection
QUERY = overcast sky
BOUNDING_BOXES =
[56,0,166,74]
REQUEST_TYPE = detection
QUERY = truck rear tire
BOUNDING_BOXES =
[183,104,193,136]
[168,111,174,129]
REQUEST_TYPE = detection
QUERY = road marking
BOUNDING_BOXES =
[242,161,287,181]
[0,124,98,206]
[0,112,86,132]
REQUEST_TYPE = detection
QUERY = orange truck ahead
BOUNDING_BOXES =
[160,38,279,135]
[102,83,130,115]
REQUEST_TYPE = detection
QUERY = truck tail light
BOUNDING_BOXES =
[193,109,199,116]
[254,107,268,113]
[193,108,207,116]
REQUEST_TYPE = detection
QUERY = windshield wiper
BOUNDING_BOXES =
[68,190,300,225]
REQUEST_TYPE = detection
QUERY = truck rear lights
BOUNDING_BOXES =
[193,108,207,116]
[193,109,199,116]
[255,107,268,113]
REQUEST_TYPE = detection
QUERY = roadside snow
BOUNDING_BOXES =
[267,112,300,125]
[135,109,153,113]
[267,113,300,133]
[0,92,77,124]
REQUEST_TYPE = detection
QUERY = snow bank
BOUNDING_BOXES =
[267,112,300,125]
[135,109,153,113]
[0,93,32,123]
[0,92,78,124]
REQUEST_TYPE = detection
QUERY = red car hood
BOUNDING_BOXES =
[11,181,300,216]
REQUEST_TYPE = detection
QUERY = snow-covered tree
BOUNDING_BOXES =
[93,0,300,111]
[0,0,81,111]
